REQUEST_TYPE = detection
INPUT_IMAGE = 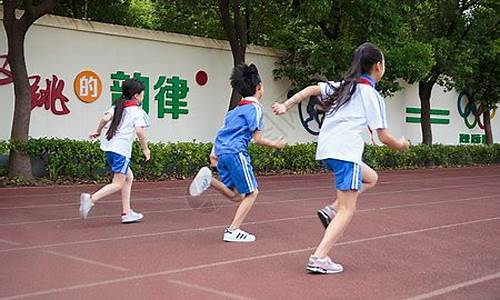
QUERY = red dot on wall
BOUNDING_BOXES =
[195,70,208,86]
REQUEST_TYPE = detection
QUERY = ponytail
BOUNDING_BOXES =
[317,42,383,114]
[106,97,125,140]
[105,78,145,140]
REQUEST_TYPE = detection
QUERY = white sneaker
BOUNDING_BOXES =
[306,255,343,274]
[79,193,94,220]
[121,210,144,223]
[189,167,212,196]
[223,228,256,242]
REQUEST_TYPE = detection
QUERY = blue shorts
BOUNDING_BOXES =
[322,159,362,191]
[105,152,130,175]
[217,152,258,195]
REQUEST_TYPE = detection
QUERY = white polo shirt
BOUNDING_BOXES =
[316,81,387,164]
[100,106,150,158]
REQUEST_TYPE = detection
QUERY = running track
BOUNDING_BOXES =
[0,166,499,299]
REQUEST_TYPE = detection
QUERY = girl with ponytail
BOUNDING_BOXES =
[80,79,151,224]
[273,42,409,274]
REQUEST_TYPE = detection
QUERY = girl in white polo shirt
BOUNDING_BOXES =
[273,42,409,274]
[80,79,151,223]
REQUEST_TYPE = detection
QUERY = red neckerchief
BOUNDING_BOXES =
[357,78,373,86]
[239,100,256,106]
[124,100,140,107]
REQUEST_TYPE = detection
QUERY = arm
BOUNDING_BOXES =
[135,127,151,161]
[272,85,322,115]
[89,111,112,139]
[252,131,286,149]
[377,129,409,152]
[209,145,218,167]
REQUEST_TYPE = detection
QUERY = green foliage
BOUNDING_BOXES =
[451,1,499,111]
[270,0,435,96]
[0,140,8,155]
[0,139,498,183]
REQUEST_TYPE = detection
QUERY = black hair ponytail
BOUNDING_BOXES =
[317,42,383,114]
[106,79,145,140]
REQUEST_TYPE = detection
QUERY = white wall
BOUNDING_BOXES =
[0,12,498,145]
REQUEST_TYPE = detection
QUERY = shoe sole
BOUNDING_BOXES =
[80,194,91,220]
[122,215,144,224]
[189,167,212,196]
[317,210,331,229]
[223,237,256,242]
[306,265,343,274]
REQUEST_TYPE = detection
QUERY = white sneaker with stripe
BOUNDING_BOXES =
[223,228,256,242]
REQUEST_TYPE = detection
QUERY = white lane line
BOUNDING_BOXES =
[404,272,500,300]
[168,279,255,300]
[0,193,497,253]
[1,216,498,300]
[43,250,129,272]
[0,238,21,246]
[1,181,497,226]
[0,173,497,201]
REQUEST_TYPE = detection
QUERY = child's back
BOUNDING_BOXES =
[215,100,262,156]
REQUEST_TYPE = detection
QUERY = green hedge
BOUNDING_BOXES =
[0,138,498,182]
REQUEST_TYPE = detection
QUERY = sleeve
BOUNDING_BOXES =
[317,81,340,101]
[246,104,264,132]
[133,108,150,128]
[361,87,387,130]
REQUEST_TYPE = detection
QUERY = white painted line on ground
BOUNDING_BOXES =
[0,181,496,226]
[1,216,498,300]
[0,238,21,246]
[2,174,497,210]
[0,173,497,200]
[404,271,500,300]
[168,279,255,300]
[0,193,497,254]
[43,250,129,272]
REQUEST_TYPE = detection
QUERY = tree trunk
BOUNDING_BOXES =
[227,50,245,111]
[5,21,33,179]
[219,0,247,111]
[418,81,433,145]
[3,0,57,179]
[483,109,493,144]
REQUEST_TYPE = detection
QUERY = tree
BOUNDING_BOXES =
[272,0,434,98]
[52,0,157,29]
[404,0,490,144]
[452,1,499,144]
[54,0,289,110]
[3,0,57,178]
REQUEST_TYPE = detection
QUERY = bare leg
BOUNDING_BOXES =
[314,190,359,258]
[331,162,378,210]
[228,190,259,230]
[120,168,134,213]
[211,178,244,202]
[91,173,126,203]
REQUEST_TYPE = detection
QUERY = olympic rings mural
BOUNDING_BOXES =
[457,91,497,129]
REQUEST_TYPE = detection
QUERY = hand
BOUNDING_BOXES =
[399,137,410,152]
[143,148,151,161]
[272,102,288,115]
[89,131,100,139]
[273,137,287,149]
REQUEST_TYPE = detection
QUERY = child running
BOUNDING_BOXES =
[189,63,286,242]
[80,78,151,223]
[272,42,409,273]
